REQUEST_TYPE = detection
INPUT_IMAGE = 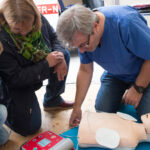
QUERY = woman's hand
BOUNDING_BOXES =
[53,58,68,81]
[46,51,64,67]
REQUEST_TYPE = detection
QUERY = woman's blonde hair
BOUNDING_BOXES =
[0,0,41,32]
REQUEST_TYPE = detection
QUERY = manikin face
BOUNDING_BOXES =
[6,16,35,36]
[141,113,150,133]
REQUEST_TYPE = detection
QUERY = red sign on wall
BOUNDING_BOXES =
[37,4,58,14]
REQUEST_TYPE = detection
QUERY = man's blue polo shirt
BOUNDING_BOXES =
[78,6,150,82]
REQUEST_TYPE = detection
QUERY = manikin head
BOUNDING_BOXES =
[141,113,150,133]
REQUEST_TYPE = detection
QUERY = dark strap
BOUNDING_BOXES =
[58,0,66,11]
[134,4,150,13]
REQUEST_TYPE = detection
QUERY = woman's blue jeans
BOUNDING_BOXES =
[0,104,9,145]
[95,72,150,119]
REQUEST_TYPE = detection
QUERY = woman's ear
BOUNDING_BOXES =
[0,14,6,25]
[0,42,4,55]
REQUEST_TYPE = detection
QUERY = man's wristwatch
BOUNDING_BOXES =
[133,83,145,94]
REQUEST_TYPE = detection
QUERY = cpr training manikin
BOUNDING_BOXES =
[78,111,150,150]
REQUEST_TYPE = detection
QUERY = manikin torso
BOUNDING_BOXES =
[78,112,150,150]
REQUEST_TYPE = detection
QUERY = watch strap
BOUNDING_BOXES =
[133,83,145,94]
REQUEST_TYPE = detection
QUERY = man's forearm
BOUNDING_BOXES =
[74,64,93,109]
[135,60,150,88]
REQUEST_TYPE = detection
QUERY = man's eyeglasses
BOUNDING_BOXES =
[78,34,91,49]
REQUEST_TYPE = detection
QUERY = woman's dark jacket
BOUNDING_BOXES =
[0,15,65,91]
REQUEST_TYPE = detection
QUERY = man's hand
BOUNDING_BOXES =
[53,58,67,81]
[122,86,143,108]
[46,51,64,67]
[69,107,82,127]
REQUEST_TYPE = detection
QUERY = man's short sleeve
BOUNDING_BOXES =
[119,14,150,60]
[78,50,93,64]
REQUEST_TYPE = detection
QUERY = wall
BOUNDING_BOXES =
[104,0,150,27]
[62,0,82,7]
[104,0,150,6]
[34,0,59,30]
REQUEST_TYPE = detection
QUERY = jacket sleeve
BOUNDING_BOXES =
[0,42,50,88]
[41,15,66,54]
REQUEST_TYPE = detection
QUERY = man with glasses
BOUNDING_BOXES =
[56,4,150,127]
